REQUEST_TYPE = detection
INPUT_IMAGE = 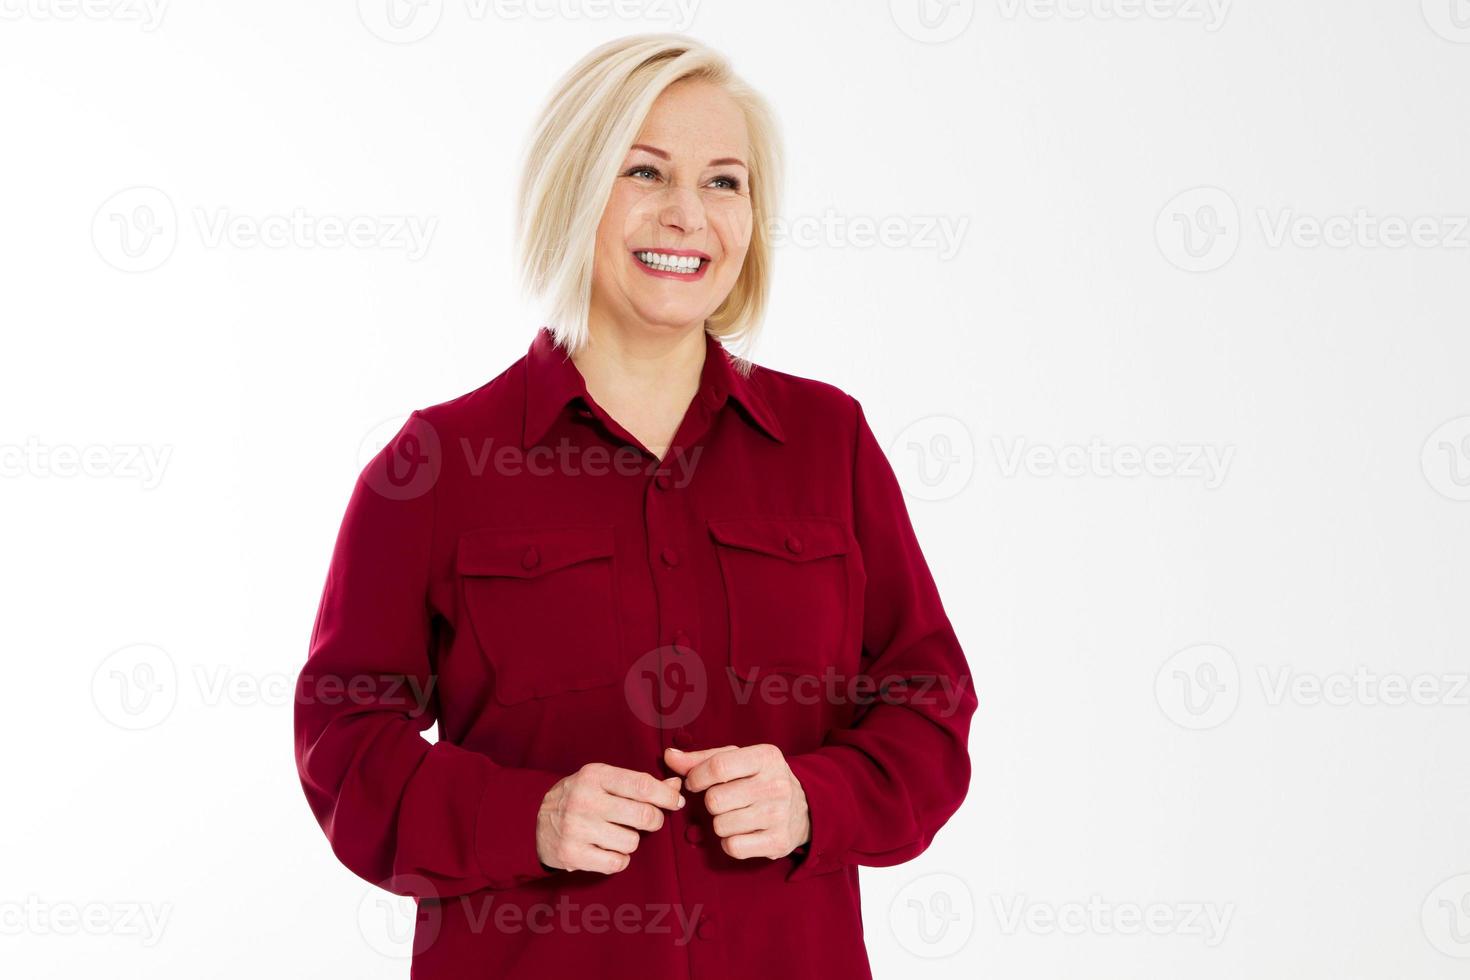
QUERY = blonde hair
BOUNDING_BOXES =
[514,33,783,374]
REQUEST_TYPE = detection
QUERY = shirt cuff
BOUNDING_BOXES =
[785,750,859,882]
[474,765,566,889]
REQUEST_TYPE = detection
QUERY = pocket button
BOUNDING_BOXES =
[785,534,803,555]
[521,546,540,570]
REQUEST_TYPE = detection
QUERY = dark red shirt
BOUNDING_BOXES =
[294,327,976,979]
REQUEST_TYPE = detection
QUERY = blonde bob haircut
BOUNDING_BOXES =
[514,33,783,374]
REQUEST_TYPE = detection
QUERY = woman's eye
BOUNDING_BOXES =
[625,165,742,192]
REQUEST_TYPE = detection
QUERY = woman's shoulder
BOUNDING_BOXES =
[743,359,862,427]
[408,359,525,437]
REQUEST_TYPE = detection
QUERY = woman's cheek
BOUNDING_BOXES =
[708,198,754,247]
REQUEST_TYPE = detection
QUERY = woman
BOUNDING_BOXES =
[294,33,975,979]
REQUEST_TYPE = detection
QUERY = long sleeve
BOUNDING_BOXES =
[293,411,564,899]
[786,397,978,882]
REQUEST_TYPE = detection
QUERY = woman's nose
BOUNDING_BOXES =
[654,188,706,235]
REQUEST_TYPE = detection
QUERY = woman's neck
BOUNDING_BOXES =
[571,320,707,462]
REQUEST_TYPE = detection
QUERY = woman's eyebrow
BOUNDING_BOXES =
[629,143,748,169]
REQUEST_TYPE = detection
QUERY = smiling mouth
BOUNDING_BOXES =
[632,250,709,275]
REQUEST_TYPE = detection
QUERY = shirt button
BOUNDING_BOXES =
[660,546,679,567]
[696,913,716,940]
[672,629,691,649]
[785,535,803,555]
[521,546,540,570]
[683,823,705,844]
[655,473,673,491]
[673,729,695,749]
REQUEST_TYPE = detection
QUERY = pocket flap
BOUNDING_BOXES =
[707,517,850,562]
[456,525,615,578]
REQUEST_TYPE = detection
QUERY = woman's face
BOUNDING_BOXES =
[590,77,753,338]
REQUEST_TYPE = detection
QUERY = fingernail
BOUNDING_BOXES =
[677,795,686,809]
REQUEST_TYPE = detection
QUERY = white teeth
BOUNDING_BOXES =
[636,250,702,272]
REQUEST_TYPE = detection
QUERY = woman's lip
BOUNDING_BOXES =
[631,247,711,260]
[630,250,710,281]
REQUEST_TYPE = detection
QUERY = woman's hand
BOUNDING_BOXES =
[665,745,811,860]
[536,763,685,874]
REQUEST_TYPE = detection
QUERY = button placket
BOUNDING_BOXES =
[640,440,722,954]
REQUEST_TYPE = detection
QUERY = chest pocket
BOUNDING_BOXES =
[708,517,858,680]
[456,525,620,705]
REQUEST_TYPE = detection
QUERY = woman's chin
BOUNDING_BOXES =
[623,299,713,332]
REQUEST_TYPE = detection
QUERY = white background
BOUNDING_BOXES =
[2,1,1468,977]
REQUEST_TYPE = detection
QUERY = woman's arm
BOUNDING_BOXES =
[784,397,978,881]
[293,411,564,899]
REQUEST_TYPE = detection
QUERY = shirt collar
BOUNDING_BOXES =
[521,326,784,449]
